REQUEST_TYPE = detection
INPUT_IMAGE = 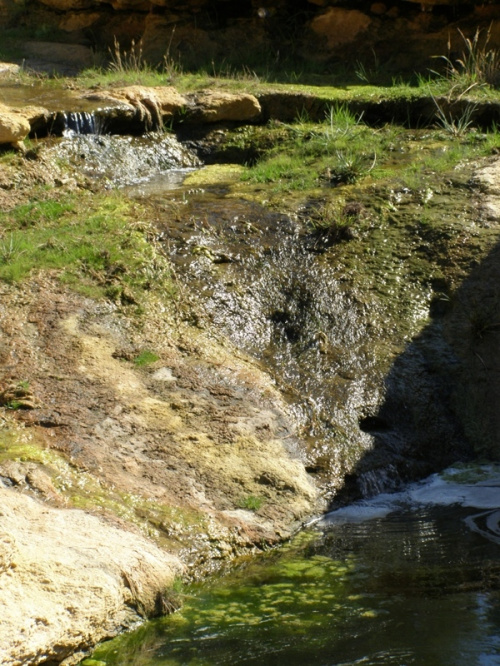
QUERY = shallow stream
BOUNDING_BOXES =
[90,466,500,666]
[50,127,499,666]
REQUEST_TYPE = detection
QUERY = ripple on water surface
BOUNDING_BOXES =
[89,467,500,666]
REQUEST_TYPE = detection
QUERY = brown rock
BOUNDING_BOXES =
[58,10,102,32]
[0,108,30,148]
[187,91,261,123]
[310,7,372,50]
[371,2,387,15]
[142,18,216,66]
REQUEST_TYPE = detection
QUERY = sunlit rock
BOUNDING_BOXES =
[0,104,30,149]
[186,91,262,124]
[0,488,184,665]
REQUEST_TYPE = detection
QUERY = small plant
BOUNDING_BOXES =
[0,234,24,263]
[306,200,362,251]
[433,26,500,94]
[0,380,34,410]
[432,97,476,137]
[354,49,380,84]
[108,36,146,73]
[162,27,182,80]
[238,495,264,511]
[133,350,160,366]
[324,104,363,139]
[324,149,375,185]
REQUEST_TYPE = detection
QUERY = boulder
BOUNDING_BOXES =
[0,105,31,149]
[0,62,20,78]
[186,91,262,124]
[0,487,183,665]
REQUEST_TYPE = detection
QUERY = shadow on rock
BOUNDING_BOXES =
[334,235,500,507]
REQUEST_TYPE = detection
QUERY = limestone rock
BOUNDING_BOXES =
[186,91,262,124]
[17,105,52,136]
[309,7,372,50]
[82,86,187,131]
[0,106,30,148]
[0,62,20,78]
[0,488,183,666]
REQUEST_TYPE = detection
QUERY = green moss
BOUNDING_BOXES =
[0,192,174,301]
[237,495,264,511]
[133,350,160,366]
[441,463,500,484]
[0,421,205,546]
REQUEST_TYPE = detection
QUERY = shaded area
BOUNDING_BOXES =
[336,210,500,505]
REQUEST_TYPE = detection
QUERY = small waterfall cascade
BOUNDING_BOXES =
[61,111,101,137]
[51,131,201,186]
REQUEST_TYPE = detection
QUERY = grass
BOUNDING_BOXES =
[0,193,174,303]
[241,91,500,199]
[431,26,500,97]
[242,105,378,193]
[238,495,264,511]
[134,350,160,366]
[432,98,477,137]
[306,199,359,249]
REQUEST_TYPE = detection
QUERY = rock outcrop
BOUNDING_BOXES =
[4,0,500,77]
[83,85,187,131]
[0,487,184,666]
[185,91,261,123]
[0,103,31,150]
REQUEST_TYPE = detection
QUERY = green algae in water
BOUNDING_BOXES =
[89,503,500,666]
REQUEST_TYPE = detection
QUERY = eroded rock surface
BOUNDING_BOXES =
[0,487,184,666]
[0,262,318,662]
[0,103,31,149]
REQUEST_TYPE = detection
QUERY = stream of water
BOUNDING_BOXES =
[89,465,500,666]
[49,131,499,666]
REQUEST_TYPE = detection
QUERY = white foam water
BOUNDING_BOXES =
[322,463,500,527]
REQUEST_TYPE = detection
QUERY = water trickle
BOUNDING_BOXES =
[62,111,101,137]
[51,132,201,186]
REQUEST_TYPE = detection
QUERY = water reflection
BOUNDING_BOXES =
[91,470,500,666]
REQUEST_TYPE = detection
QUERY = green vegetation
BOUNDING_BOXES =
[91,529,369,665]
[0,417,206,546]
[237,494,264,511]
[0,193,174,303]
[133,350,160,366]
[241,102,499,197]
[441,463,500,484]
[432,26,500,96]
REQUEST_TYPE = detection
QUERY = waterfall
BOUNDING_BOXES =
[62,111,101,137]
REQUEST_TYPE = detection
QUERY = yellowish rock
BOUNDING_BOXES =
[0,105,30,148]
